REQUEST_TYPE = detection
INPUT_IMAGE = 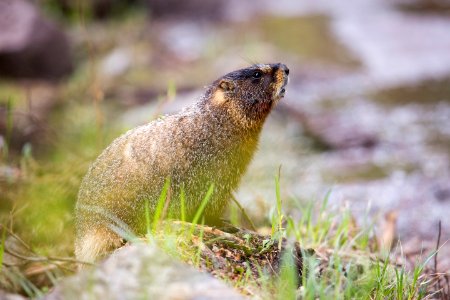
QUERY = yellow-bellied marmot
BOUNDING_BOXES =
[75,63,289,262]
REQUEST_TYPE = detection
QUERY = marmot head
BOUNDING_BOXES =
[207,63,289,129]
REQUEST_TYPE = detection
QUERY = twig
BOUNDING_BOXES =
[434,220,442,295]
[230,194,257,231]
[192,239,227,269]
[445,275,449,300]
[4,248,93,266]
[24,264,58,276]
[161,186,172,221]
[0,224,32,251]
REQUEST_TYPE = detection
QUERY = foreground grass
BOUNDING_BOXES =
[140,177,436,299]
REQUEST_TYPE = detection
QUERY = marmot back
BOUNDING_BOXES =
[75,63,289,262]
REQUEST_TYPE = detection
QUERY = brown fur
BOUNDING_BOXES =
[75,63,289,262]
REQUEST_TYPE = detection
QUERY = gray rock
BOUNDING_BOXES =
[45,243,245,300]
[100,48,132,78]
[0,290,26,300]
[0,84,57,152]
[0,0,73,81]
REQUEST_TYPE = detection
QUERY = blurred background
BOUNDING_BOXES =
[1,0,449,272]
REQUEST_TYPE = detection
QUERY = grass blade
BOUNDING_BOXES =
[152,177,171,232]
[191,184,214,227]
[180,184,186,222]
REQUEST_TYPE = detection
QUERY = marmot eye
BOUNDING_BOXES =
[252,71,262,79]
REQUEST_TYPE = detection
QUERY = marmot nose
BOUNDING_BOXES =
[275,63,289,76]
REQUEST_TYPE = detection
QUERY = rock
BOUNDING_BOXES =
[0,83,57,152]
[45,243,245,300]
[0,290,26,300]
[0,0,73,81]
[393,0,450,15]
[156,22,210,62]
[277,102,378,150]
[100,48,132,78]
[0,164,21,184]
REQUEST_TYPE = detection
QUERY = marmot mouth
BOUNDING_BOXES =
[277,75,289,99]
[271,85,287,103]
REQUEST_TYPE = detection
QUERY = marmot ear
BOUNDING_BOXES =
[219,79,235,92]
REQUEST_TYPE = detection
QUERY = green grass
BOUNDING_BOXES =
[191,184,214,227]
[276,246,299,300]
[151,177,171,233]
[132,176,435,299]
[272,169,284,251]
[0,227,5,272]
[268,194,433,300]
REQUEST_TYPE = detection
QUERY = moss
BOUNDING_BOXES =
[373,77,450,105]
[259,15,360,68]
